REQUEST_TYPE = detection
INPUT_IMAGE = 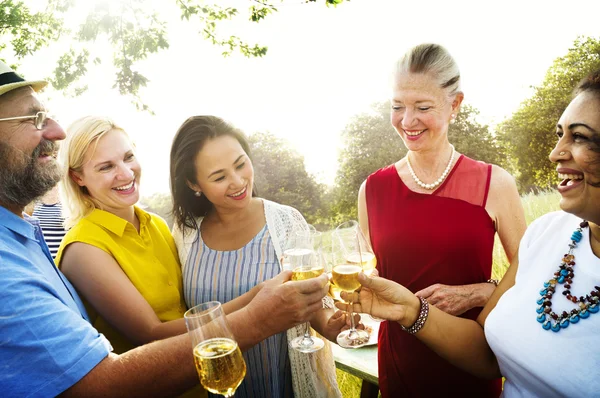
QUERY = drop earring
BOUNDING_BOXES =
[450,114,455,124]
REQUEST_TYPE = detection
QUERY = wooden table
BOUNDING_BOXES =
[331,343,378,386]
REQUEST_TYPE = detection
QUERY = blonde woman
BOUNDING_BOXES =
[358,44,527,397]
[55,116,260,398]
[56,116,194,354]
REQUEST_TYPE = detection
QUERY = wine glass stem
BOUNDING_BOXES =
[303,321,312,338]
[348,299,356,332]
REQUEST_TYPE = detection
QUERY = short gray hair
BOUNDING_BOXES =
[394,43,461,97]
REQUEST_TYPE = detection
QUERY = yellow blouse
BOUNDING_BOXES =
[56,206,186,354]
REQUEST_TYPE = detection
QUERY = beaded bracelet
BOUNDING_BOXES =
[400,297,429,334]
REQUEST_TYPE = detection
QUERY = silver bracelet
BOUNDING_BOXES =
[401,297,429,334]
[486,278,499,286]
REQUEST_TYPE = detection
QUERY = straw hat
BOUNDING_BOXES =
[0,60,47,96]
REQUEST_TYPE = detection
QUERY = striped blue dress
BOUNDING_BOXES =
[183,223,294,398]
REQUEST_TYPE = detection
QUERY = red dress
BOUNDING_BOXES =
[366,155,502,398]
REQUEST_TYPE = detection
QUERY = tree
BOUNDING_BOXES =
[330,101,403,224]
[248,131,325,225]
[0,0,67,62]
[448,104,505,168]
[2,0,347,111]
[330,101,502,224]
[498,36,600,191]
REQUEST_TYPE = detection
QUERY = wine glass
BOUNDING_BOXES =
[319,240,345,303]
[284,228,326,353]
[336,220,377,276]
[336,220,383,322]
[333,220,371,348]
[184,301,246,397]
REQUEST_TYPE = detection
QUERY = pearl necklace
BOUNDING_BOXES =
[536,220,600,332]
[406,145,455,190]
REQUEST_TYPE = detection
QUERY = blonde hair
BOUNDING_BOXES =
[394,43,461,99]
[58,115,127,229]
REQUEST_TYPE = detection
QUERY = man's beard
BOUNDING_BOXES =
[0,139,62,208]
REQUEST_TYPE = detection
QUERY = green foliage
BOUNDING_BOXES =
[177,0,267,58]
[335,369,364,398]
[330,101,404,224]
[329,101,499,225]
[49,48,89,96]
[449,104,505,168]
[248,131,325,225]
[73,1,170,113]
[141,132,327,227]
[2,0,345,111]
[249,3,276,23]
[0,0,67,60]
[498,36,600,191]
[491,190,560,279]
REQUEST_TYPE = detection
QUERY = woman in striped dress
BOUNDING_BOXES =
[170,116,343,398]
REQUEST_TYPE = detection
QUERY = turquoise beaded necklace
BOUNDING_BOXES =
[536,221,600,332]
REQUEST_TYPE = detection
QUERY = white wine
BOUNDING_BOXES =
[193,338,246,396]
[292,266,324,281]
[328,281,345,302]
[346,251,377,276]
[332,264,362,292]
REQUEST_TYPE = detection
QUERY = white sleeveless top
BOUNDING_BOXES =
[485,211,600,397]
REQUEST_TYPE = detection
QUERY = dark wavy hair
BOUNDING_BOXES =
[573,69,600,187]
[170,115,256,230]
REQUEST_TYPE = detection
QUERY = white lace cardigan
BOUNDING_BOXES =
[172,199,342,398]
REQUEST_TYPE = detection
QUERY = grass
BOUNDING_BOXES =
[336,369,365,397]
[334,190,561,397]
[491,190,561,279]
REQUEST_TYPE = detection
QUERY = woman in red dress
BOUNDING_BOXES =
[358,43,527,397]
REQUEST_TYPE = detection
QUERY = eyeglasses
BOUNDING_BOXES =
[0,111,52,130]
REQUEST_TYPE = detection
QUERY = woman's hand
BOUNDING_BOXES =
[335,273,420,325]
[414,282,496,316]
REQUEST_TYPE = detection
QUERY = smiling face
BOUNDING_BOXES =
[0,87,65,210]
[549,91,600,223]
[72,129,141,213]
[391,72,462,153]
[189,135,253,212]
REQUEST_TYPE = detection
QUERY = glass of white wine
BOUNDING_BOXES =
[333,220,371,349]
[284,228,326,353]
[184,301,246,397]
[336,220,377,276]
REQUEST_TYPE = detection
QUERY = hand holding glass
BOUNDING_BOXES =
[333,221,371,348]
[283,227,326,353]
[184,301,246,397]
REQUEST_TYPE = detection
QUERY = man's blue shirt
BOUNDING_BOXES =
[0,206,111,397]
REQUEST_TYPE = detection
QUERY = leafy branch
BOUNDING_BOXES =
[2,0,347,112]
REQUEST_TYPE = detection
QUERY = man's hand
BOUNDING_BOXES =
[414,283,495,316]
[335,273,419,326]
[244,270,329,336]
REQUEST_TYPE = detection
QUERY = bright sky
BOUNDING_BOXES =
[17,0,600,195]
